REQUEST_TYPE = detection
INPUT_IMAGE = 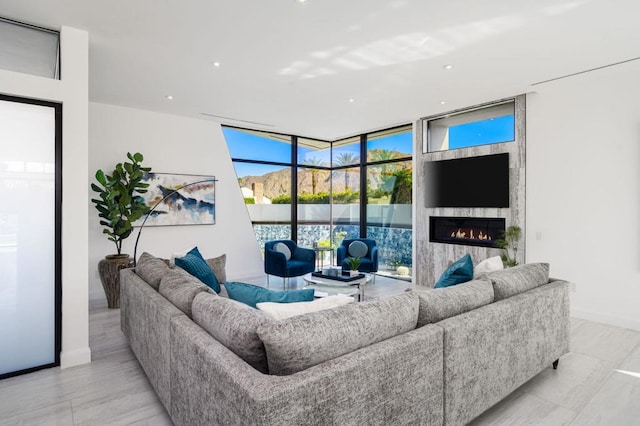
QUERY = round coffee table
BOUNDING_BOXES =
[303,272,372,301]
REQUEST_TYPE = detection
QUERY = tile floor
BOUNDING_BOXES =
[1,275,639,425]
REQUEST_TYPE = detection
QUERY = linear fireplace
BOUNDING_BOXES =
[430,216,505,248]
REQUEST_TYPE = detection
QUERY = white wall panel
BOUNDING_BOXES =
[88,103,263,303]
[527,60,640,330]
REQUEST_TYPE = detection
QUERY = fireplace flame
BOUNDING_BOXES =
[450,229,492,241]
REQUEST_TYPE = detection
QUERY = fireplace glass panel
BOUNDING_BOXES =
[430,216,505,248]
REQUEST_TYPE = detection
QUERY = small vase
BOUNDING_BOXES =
[98,254,133,309]
[349,270,359,277]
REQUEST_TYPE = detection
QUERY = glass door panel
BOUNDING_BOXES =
[0,98,59,378]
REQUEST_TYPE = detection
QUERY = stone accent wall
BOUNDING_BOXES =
[414,95,526,287]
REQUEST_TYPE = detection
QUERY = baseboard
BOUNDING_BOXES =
[60,347,92,369]
[571,307,640,332]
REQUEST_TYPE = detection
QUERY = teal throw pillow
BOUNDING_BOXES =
[434,254,474,288]
[225,281,315,308]
[175,247,221,293]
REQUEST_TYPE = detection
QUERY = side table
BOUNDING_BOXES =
[311,246,334,271]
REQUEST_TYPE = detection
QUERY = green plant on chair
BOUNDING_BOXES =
[495,226,522,268]
[346,256,362,271]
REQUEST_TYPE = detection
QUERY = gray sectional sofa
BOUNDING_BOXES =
[121,253,570,426]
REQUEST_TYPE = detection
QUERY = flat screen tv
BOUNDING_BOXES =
[425,153,509,208]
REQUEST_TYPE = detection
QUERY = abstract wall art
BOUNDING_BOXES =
[133,173,216,227]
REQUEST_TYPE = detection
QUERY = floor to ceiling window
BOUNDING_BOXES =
[330,135,361,246]
[222,127,294,250]
[296,137,332,264]
[223,124,413,271]
[364,125,413,268]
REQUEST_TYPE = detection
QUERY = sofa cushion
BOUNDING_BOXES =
[256,295,354,321]
[257,292,419,375]
[415,279,494,326]
[159,269,211,317]
[225,281,314,308]
[205,253,226,284]
[135,252,170,291]
[192,292,271,373]
[488,263,550,301]
[473,255,504,279]
[174,246,221,293]
[435,253,473,288]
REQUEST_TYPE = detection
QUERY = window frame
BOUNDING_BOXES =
[223,123,413,266]
[422,98,516,153]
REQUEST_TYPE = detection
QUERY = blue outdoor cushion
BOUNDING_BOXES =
[175,247,221,293]
[434,253,474,288]
[225,281,315,308]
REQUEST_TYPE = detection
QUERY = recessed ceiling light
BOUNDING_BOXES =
[212,61,221,67]
[165,95,174,100]
[348,98,355,103]
[296,0,307,3]
[442,64,454,70]
[440,101,446,105]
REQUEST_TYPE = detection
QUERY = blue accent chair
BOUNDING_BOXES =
[336,238,379,276]
[264,240,316,287]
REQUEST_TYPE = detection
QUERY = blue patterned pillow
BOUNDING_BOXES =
[434,253,474,288]
[225,281,315,308]
[175,247,221,293]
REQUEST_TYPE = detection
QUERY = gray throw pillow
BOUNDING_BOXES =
[135,252,170,291]
[488,263,550,301]
[257,292,419,376]
[192,292,272,374]
[348,240,368,257]
[205,254,227,283]
[273,242,291,260]
[158,268,210,317]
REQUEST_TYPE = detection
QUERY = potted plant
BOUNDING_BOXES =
[495,225,522,268]
[345,256,362,276]
[91,152,151,308]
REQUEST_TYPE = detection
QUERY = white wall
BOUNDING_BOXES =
[527,60,640,331]
[88,103,263,302]
[0,27,90,368]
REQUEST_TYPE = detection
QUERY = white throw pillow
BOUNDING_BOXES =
[256,295,354,321]
[473,256,504,279]
[273,242,292,260]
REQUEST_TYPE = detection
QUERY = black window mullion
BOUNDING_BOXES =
[291,135,298,242]
[359,134,367,238]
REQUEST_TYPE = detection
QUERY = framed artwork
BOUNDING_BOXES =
[134,173,216,227]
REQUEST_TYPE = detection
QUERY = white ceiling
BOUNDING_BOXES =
[1,0,638,140]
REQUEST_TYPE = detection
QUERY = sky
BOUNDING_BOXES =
[449,115,514,149]
[223,127,413,179]
[223,116,512,179]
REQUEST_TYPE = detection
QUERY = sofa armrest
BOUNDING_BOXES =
[292,245,315,263]
[120,268,185,411]
[264,249,287,275]
[438,279,570,425]
[336,244,348,265]
[370,246,379,270]
[169,316,444,426]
